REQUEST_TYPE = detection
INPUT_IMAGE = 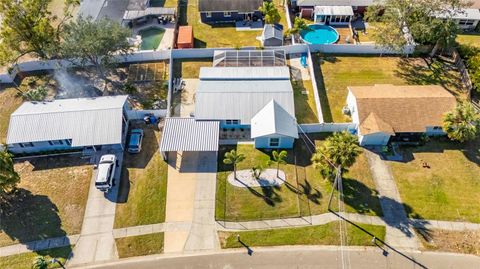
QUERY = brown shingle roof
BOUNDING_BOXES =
[349,84,457,135]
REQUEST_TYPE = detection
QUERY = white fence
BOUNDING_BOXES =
[309,44,415,55]
[306,48,324,123]
[298,123,356,133]
[126,109,167,120]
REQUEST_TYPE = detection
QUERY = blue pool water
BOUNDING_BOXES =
[300,25,339,44]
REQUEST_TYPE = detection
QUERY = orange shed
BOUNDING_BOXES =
[177,26,194,49]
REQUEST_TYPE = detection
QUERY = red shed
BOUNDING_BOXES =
[177,26,194,49]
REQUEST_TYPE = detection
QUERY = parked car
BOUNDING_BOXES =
[127,129,144,153]
[95,154,117,192]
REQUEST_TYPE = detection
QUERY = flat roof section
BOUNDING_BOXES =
[160,118,220,152]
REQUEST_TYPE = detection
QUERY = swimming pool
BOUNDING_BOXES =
[139,27,166,50]
[300,25,339,44]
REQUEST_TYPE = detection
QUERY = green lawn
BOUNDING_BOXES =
[390,138,480,223]
[0,87,23,144]
[219,222,385,248]
[313,56,466,122]
[215,134,382,221]
[181,0,287,48]
[172,58,212,78]
[293,80,319,124]
[456,33,480,48]
[0,157,92,247]
[0,246,72,269]
[114,124,168,228]
[115,233,164,258]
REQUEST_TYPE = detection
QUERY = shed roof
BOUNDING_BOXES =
[160,118,220,152]
[177,26,193,45]
[7,96,128,147]
[314,5,354,16]
[348,85,456,135]
[262,24,284,41]
[436,8,480,20]
[251,100,298,138]
[296,0,376,7]
[198,0,264,12]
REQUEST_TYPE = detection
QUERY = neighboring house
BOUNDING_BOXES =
[436,8,480,31]
[260,24,284,46]
[160,50,298,159]
[198,0,264,23]
[6,96,130,154]
[346,85,456,146]
[294,0,376,19]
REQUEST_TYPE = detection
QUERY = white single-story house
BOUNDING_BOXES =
[436,8,480,30]
[160,50,298,159]
[6,96,130,154]
[346,85,456,146]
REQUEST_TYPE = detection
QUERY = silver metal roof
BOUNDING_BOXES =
[314,6,354,16]
[199,66,290,80]
[296,0,376,7]
[251,100,298,139]
[123,7,176,20]
[213,50,286,67]
[262,24,284,41]
[7,96,128,147]
[160,118,220,152]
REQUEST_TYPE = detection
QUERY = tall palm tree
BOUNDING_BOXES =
[443,102,480,142]
[32,256,48,269]
[268,150,287,178]
[223,149,246,179]
[311,131,362,181]
[259,1,281,25]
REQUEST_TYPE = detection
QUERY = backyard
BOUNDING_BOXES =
[0,156,92,247]
[389,138,480,223]
[292,80,319,123]
[0,87,23,144]
[313,56,467,122]
[180,0,287,48]
[172,58,212,78]
[219,222,385,248]
[114,123,168,228]
[215,134,382,222]
[456,33,480,48]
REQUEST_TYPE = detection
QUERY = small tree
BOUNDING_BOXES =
[286,17,308,36]
[443,102,480,142]
[259,1,281,25]
[32,256,48,269]
[23,86,48,101]
[0,149,20,199]
[223,149,246,179]
[268,150,287,178]
[311,131,362,181]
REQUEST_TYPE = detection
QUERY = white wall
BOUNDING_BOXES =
[126,109,167,120]
[346,90,360,125]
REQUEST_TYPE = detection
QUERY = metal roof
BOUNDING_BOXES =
[314,6,354,16]
[213,50,286,67]
[160,118,220,152]
[262,24,284,41]
[123,7,176,20]
[436,8,480,20]
[7,96,128,147]
[251,100,298,138]
[199,66,290,80]
[296,0,377,7]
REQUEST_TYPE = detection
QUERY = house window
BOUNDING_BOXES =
[225,120,239,125]
[48,140,64,145]
[224,11,231,17]
[206,12,212,18]
[433,126,442,130]
[19,142,34,148]
[269,138,280,147]
[65,139,72,146]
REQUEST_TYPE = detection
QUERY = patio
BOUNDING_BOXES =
[235,20,263,31]
[219,127,251,141]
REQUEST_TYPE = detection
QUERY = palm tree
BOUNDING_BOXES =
[311,131,362,181]
[286,17,309,36]
[259,1,281,25]
[32,256,48,269]
[223,149,246,179]
[443,102,480,142]
[268,150,287,178]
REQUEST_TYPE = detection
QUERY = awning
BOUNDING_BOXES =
[314,6,354,16]
[123,7,176,21]
[160,118,220,152]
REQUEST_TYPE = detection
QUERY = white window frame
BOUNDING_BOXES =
[48,140,64,145]
[224,11,232,17]
[269,138,280,147]
[206,12,212,18]
[19,142,34,148]
[225,120,239,125]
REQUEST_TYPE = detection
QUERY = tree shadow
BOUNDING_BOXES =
[116,168,131,204]
[298,179,322,204]
[342,178,382,216]
[234,177,283,207]
[0,189,72,253]
[24,155,91,171]
[311,54,334,122]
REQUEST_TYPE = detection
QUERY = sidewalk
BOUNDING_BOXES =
[0,235,79,257]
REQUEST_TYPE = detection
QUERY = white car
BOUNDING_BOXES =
[95,154,117,192]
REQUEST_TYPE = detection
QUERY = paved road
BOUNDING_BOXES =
[80,246,480,269]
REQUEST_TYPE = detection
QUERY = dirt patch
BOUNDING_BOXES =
[417,228,480,255]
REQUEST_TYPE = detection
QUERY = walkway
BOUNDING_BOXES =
[365,150,420,250]
[67,149,124,266]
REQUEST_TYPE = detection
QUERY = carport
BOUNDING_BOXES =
[160,118,220,160]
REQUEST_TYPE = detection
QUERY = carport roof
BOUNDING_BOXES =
[160,118,220,152]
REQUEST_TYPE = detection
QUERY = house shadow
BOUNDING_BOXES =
[342,177,382,216]
[123,123,159,169]
[292,80,320,123]
[116,168,131,204]
[23,155,91,171]
[0,189,72,254]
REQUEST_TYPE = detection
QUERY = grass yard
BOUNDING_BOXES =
[0,246,72,269]
[48,0,78,26]
[292,80,319,124]
[456,33,480,48]
[215,134,382,221]
[115,233,164,258]
[150,0,177,8]
[181,0,287,48]
[219,222,385,248]
[0,87,23,144]
[390,138,480,223]
[313,56,466,122]
[0,157,92,247]
[416,228,480,256]
[172,58,212,78]
[114,123,168,228]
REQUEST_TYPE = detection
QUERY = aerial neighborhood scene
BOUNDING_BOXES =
[1,0,480,268]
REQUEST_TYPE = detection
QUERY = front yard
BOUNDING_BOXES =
[0,156,92,247]
[0,246,72,269]
[456,33,480,48]
[114,123,168,228]
[313,56,467,122]
[389,138,480,223]
[115,233,164,258]
[215,134,382,222]
[416,229,480,255]
[219,222,385,248]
